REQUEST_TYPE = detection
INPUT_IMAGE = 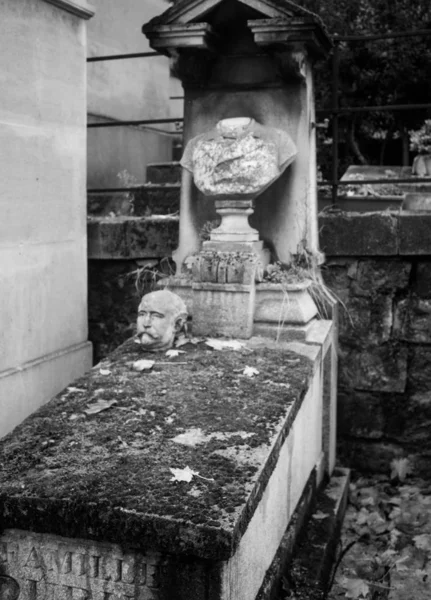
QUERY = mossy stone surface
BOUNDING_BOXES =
[0,338,312,560]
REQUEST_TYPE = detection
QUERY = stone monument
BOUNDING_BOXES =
[0,3,346,600]
[143,0,332,341]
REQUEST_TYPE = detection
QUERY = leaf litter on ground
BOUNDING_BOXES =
[327,473,431,600]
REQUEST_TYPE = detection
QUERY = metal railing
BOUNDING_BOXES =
[87,28,431,201]
[322,29,431,204]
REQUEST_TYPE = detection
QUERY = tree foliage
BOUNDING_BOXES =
[168,0,431,169]
[302,0,431,170]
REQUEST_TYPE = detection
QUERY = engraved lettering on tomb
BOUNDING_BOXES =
[0,531,160,600]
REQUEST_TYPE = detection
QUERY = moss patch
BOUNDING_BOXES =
[0,339,312,560]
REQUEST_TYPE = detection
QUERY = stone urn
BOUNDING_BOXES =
[412,154,431,177]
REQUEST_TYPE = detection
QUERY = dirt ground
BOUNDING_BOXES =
[327,471,431,600]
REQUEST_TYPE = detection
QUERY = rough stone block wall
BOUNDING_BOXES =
[320,212,431,478]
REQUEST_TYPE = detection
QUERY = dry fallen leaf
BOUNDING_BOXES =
[165,349,185,358]
[337,576,370,600]
[344,578,370,599]
[84,399,117,415]
[132,359,155,372]
[170,466,215,484]
[175,335,204,348]
[170,466,195,483]
[312,510,329,520]
[413,534,431,552]
[205,338,245,351]
[243,366,259,377]
[99,369,111,376]
[391,457,412,482]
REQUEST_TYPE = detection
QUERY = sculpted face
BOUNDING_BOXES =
[136,290,188,352]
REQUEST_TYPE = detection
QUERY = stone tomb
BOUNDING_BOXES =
[0,332,334,600]
[143,0,334,341]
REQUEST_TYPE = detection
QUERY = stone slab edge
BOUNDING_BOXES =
[43,0,95,19]
[286,467,351,600]
[319,212,431,257]
[87,216,179,259]
[0,340,317,562]
[255,465,318,600]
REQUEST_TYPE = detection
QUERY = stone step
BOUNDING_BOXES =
[134,183,180,216]
[146,161,182,184]
[277,468,351,600]
[87,215,179,259]
[88,184,181,217]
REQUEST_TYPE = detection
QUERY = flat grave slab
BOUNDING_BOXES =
[0,337,324,600]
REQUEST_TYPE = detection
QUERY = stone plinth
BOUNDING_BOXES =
[0,336,330,600]
[165,276,320,340]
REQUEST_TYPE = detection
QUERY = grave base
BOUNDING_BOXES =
[0,330,337,600]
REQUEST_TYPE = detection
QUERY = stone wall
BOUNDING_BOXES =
[320,211,431,478]
[0,0,93,438]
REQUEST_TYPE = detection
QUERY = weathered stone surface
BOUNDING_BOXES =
[408,347,431,392]
[318,212,398,256]
[88,192,135,217]
[134,184,180,216]
[146,162,182,184]
[0,337,326,600]
[338,441,404,474]
[88,184,181,219]
[87,216,179,260]
[339,344,408,393]
[338,295,393,345]
[409,450,431,479]
[402,392,431,447]
[0,530,166,600]
[399,213,431,255]
[393,297,431,343]
[321,260,354,304]
[338,392,384,439]
[181,118,296,199]
[191,283,255,338]
[0,338,314,559]
[414,260,431,297]
[351,260,411,297]
[195,252,257,285]
[254,284,318,325]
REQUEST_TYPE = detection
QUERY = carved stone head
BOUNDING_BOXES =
[136,290,188,352]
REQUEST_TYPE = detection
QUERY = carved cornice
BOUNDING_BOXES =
[249,18,332,57]
[142,23,219,56]
[43,0,95,20]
